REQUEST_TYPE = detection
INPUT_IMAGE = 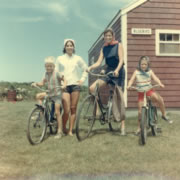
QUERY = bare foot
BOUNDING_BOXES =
[68,131,73,136]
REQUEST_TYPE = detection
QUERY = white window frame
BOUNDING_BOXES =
[156,29,180,56]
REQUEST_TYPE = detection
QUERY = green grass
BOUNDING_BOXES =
[0,101,180,180]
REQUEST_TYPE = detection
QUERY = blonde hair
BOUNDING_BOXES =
[138,56,150,72]
[44,56,55,65]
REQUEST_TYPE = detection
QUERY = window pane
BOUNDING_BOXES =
[160,43,180,54]
[160,34,166,41]
[167,34,172,41]
[173,34,179,41]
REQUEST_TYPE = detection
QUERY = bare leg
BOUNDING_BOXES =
[55,103,62,134]
[62,92,70,134]
[68,91,80,136]
[151,92,166,116]
[89,79,107,116]
[36,92,46,105]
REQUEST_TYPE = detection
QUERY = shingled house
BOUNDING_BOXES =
[88,0,180,108]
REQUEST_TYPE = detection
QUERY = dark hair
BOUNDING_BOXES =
[103,28,115,36]
[137,56,150,72]
[63,40,75,54]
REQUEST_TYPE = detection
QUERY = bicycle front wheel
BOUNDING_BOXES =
[140,107,148,145]
[76,95,96,141]
[27,106,47,145]
[151,106,158,136]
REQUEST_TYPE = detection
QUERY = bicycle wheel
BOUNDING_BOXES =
[151,106,158,136]
[76,95,96,141]
[108,100,120,132]
[49,119,58,135]
[27,106,47,145]
[140,107,148,145]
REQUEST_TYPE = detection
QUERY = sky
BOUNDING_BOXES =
[0,0,132,83]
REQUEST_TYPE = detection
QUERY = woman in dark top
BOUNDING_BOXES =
[87,28,126,135]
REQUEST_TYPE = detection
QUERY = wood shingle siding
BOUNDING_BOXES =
[127,0,180,107]
[89,0,180,108]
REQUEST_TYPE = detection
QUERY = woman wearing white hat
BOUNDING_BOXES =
[56,39,88,136]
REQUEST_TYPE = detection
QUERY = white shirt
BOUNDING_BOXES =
[56,54,88,86]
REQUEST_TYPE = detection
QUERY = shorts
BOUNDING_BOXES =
[101,66,125,91]
[50,95,62,105]
[63,85,81,94]
[138,89,155,102]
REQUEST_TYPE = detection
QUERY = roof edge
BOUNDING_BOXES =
[88,0,148,53]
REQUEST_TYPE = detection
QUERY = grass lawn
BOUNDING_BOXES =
[0,100,180,180]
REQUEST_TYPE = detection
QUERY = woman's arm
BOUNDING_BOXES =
[114,43,124,77]
[87,49,104,71]
[151,70,164,88]
[127,70,136,89]
[77,57,88,85]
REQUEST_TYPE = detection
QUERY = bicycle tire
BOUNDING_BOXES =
[108,100,119,132]
[140,107,148,145]
[27,106,47,145]
[76,95,96,141]
[151,106,158,136]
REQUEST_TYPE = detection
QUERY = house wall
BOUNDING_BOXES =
[127,0,180,107]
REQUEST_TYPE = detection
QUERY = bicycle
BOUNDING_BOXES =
[75,71,121,141]
[27,86,62,145]
[129,85,160,145]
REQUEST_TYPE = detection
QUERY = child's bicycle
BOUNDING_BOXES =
[75,71,120,141]
[130,85,160,145]
[27,86,61,145]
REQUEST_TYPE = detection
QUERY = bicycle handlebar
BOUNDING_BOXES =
[88,71,114,77]
[32,85,63,93]
[129,84,160,92]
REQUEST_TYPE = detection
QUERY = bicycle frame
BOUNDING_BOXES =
[89,71,116,123]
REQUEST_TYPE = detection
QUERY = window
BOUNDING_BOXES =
[156,29,180,56]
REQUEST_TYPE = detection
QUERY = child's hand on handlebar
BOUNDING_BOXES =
[159,83,165,88]
[31,82,37,87]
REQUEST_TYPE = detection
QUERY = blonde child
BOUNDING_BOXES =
[32,56,67,139]
[127,56,172,134]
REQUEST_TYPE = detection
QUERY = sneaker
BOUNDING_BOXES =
[68,132,74,137]
[134,129,140,136]
[120,128,126,136]
[54,132,63,139]
[162,116,173,124]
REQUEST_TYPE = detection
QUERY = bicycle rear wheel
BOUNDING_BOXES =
[76,95,96,141]
[27,106,47,145]
[150,106,158,136]
[108,100,120,132]
[140,107,148,145]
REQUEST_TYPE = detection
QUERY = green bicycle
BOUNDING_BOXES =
[130,85,160,145]
[75,71,120,141]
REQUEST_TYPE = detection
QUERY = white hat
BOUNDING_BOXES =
[44,56,55,64]
[64,38,75,46]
